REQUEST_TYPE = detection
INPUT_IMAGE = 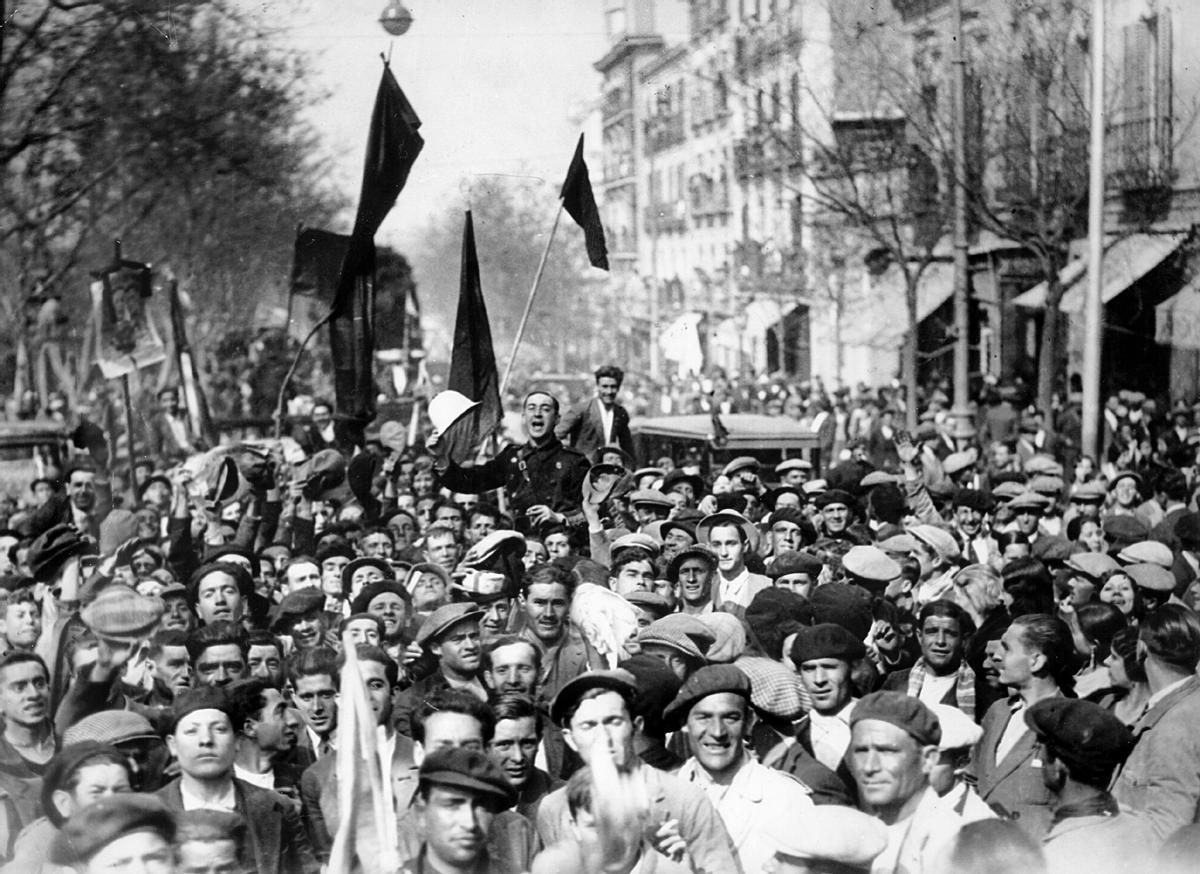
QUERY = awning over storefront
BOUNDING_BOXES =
[1156,286,1200,351]
[1011,232,1187,313]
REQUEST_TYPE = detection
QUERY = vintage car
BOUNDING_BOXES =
[0,419,71,494]
[630,413,821,477]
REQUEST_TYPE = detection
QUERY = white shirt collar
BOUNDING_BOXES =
[180,779,236,812]
[1147,675,1193,712]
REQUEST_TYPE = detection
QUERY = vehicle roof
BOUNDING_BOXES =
[0,419,69,447]
[631,414,818,449]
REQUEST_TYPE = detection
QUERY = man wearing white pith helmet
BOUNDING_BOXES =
[428,390,590,536]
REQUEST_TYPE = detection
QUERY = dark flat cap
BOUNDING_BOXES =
[809,584,874,639]
[952,489,991,513]
[42,742,128,828]
[51,793,175,865]
[350,580,411,615]
[662,664,751,729]
[340,557,394,594]
[769,550,824,579]
[813,489,856,510]
[624,590,673,620]
[418,747,517,808]
[415,602,483,647]
[667,545,718,582]
[662,469,705,498]
[768,507,810,531]
[270,588,326,632]
[29,523,95,583]
[659,519,698,545]
[1024,697,1133,785]
[744,587,814,660]
[620,653,684,737]
[550,668,637,726]
[299,449,347,501]
[790,623,866,665]
[1103,515,1150,544]
[851,690,941,747]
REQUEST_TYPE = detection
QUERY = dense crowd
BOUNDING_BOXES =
[0,364,1196,874]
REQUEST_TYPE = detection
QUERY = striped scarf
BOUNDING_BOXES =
[906,657,977,721]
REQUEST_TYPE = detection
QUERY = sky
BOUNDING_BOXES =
[239,0,619,249]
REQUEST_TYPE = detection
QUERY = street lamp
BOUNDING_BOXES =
[379,1,413,36]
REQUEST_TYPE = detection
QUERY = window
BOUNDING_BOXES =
[1110,11,1172,185]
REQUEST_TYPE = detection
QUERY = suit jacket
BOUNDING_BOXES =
[1112,674,1200,842]
[554,398,632,459]
[301,732,418,865]
[28,486,112,540]
[145,411,197,467]
[156,777,318,874]
[971,698,1056,839]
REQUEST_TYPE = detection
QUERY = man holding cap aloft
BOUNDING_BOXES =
[535,669,741,874]
[1025,698,1151,874]
[848,691,969,874]
[667,665,815,874]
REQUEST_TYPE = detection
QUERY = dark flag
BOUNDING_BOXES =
[560,133,609,271]
[445,211,502,462]
[292,229,350,304]
[328,61,424,422]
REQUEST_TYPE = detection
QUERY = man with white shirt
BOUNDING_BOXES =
[881,600,976,720]
[774,623,864,805]
[666,665,815,874]
[697,511,770,621]
[155,685,317,874]
[555,364,633,458]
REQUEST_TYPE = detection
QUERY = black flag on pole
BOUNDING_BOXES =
[446,211,502,461]
[326,61,424,422]
[560,133,609,271]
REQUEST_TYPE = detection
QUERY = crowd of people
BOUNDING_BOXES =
[0,363,1195,874]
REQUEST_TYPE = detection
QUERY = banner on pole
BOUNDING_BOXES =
[90,261,166,379]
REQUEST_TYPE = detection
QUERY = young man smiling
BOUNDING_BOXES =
[666,665,814,874]
[697,511,770,620]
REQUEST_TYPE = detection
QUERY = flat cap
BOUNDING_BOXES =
[842,545,901,583]
[340,557,395,592]
[629,489,674,510]
[768,507,809,531]
[696,510,760,552]
[1032,535,1073,563]
[611,532,662,555]
[942,449,978,476]
[696,612,747,663]
[991,481,1027,502]
[932,703,982,751]
[1103,515,1150,544]
[722,456,760,477]
[1023,455,1064,477]
[851,690,941,747]
[81,585,164,640]
[813,489,856,510]
[63,710,157,748]
[1024,697,1133,785]
[50,794,175,865]
[775,458,813,474]
[1126,562,1176,592]
[809,584,874,640]
[638,614,715,662]
[415,602,484,647]
[1175,513,1200,549]
[619,654,683,737]
[418,747,517,808]
[952,489,991,513]
[801,479,828,495]
[773,805,888,868]
[769,549,824,579]
[733,656,805,719]
[550,668,637,726]
[1007,490,1051,512]
[1064,552,1120,581]
[1029,475,1065,497]
[907,525,961,562]
[791,623,866,665]
[1070,481,1107,504]
[667,545,718,582]
[860,471,901,489]
[350,580,411,615]
[632,467,665,483]
[763,487,805,511]
[662,664,751,729]
[662,469,705,497]
[624,590,672,620]
[877,533,919,555]
[1117,540,1174,569]
[270,588,326,632]
[659,520,697,545]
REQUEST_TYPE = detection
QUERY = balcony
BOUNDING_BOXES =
[688,173,731,218]
[734,22,803,78]
[643,201,688,234]
[644,113,686,154]
[602,87,632,121]
[734,129,802,180]
[1107,117,1174,193]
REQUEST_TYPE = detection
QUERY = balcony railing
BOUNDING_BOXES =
[644,114,686,153]
[643,202,688,234]
[1107,117,1174,192]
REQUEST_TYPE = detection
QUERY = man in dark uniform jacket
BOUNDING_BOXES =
[431,391,589,536]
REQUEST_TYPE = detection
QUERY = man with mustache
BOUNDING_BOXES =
[430,391,590,536]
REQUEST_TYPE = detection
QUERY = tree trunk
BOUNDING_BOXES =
[905,279,920,430]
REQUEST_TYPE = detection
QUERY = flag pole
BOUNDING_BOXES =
[499,202,564,398]
[273,310,334,439]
